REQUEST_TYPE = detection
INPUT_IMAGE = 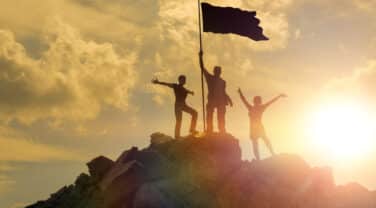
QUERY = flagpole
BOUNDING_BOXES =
[197,0,206,132]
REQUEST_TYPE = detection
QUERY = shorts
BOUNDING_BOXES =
[250,124,266,140]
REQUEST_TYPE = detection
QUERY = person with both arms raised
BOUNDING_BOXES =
[238,88,287,160]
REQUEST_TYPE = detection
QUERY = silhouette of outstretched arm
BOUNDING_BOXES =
[187,89,194,96]
[238,88,251,109]
[199,51,211,78]
[264,94,287,108]
[151,78,174,88]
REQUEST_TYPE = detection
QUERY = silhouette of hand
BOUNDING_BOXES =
[237,88,241,94]
[189,91,194,96]
[228,99,233,107]
[152,78,159,84]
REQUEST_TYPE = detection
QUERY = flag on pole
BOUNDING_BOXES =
[201,2,268,41]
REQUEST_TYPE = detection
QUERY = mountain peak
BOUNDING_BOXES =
[27,133,376,208]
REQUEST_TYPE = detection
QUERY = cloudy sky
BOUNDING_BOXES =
[1,0,376,207]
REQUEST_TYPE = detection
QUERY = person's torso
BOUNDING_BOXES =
[173,84,188,104]
[206,76,227,103]
[249,105,265,127]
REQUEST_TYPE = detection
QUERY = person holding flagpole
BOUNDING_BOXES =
[199,51,233,134]
[196,2,268,134]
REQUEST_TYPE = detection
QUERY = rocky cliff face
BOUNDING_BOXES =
[27,133,376,208]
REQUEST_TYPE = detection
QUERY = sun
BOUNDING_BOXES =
[308,101,376,160]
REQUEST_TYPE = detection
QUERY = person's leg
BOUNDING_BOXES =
[182,104,198,133]
[262,136,276,156]
[251,139,260,160]
[206,103,214,133]
[175,106,183,138]
[217,105,226,133]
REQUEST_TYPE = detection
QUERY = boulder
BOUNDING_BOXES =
[100,160,146,208]
[87,156,115,181]
[150,132,173,146]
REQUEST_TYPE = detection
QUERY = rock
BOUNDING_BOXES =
[27,133,376,208]
[75,173,91,192]
[87,156,115,181]
[115,147,139,164]
[100,160,146,208]
[331,183,376,208]
[150,132,173,146]
[133,180,181,208]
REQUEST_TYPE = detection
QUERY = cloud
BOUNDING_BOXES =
[75,0,160,26]
[351,0,376,13]
[0,126,85,162]
[294,29,301,40]
[0,137,85,162]
[298,0,376,16]
[0,18,136,125]
[0,0,294,108]
[325,60,376,103]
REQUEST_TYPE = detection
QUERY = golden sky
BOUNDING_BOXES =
[0,0,376,207]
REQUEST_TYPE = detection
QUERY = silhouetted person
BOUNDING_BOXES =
[152,75,198,138]
[238,88,287,160]
[199,51,233,134]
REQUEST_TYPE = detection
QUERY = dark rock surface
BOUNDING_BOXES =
[26,133,376,208]
[87,156,115,181]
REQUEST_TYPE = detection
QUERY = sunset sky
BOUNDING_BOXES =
[1,0,376,207]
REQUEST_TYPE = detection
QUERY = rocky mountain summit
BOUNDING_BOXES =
[27,133,376,208]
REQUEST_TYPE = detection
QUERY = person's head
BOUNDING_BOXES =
[213,66,222,77]
[178,75,186,85]
[253,96,262,105]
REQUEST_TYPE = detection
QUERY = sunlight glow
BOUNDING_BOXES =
[308,101,376,160]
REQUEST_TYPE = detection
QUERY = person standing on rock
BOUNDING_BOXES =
[238,88,287,160]
[152,75,198,138]
[199,51,233,134]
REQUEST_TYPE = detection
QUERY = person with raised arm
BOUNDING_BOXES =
[199,51,233,134]
[152,75,198,138]
[238,88,287,160]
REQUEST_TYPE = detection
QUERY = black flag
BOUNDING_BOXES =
[201,3,268,41]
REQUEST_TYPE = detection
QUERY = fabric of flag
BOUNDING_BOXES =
[201,3,268,41]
